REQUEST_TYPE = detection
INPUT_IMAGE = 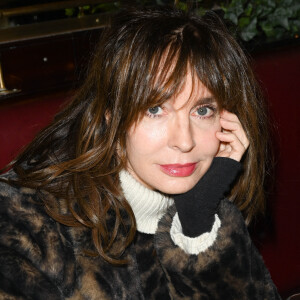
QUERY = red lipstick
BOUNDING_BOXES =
[159,163,196,177]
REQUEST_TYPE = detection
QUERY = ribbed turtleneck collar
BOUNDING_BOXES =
[119,170,174,234]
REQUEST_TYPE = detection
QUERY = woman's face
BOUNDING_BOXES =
[125,72,221,194]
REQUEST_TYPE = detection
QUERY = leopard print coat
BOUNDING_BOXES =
[0,172,280,299]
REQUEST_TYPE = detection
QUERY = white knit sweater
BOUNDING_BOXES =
[119,170,221,255]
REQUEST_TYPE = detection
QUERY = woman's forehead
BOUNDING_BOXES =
[162,70,217,110]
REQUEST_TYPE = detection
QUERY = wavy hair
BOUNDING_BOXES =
[4,7,272,264]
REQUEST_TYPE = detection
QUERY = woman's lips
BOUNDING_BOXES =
[159,163,197,177]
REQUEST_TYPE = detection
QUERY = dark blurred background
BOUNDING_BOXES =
[0,1,299,298]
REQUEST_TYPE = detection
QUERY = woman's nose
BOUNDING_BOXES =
[167,116,196,152]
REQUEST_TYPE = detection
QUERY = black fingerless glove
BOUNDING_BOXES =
[173,157,242,238]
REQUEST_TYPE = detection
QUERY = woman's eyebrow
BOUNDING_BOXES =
[175,96,217,111]
[194,97,217,105]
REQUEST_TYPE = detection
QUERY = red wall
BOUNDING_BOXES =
[0,92,70,168]
[252,44,300,295]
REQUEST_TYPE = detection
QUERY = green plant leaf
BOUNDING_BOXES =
[244,3,253,17]
[281,0,293,6]
[223,0,245,25]
[225,12,238,24]
[220,0,299,42]
[275,7,292,18]
[176,1,188,11]
[291,20,300,33]
[238,17,250,28]
[231,2,244,17]
[265,0,276,8]
[65,8,75,17]
[256,5,274,18]
[288,4,300,17]
[91,3,119,13]
[267,8,290,30]
[196,7,206,16]
[273,27,285,40]
[240,17,258,41]
[261,21,275,37]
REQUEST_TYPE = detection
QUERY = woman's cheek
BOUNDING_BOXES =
[143,116,170,138]
[196,120,221,156]
[203,130,220,155]
[128,121,167,155]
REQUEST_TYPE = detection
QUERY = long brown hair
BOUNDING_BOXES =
[3,7,272,264]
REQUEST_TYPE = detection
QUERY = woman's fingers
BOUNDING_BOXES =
[219,118,249,149]
[220,111,249,147]
[216,110,249,161]
[216,131,246,161]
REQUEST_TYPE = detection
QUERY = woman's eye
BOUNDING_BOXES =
[194,106,215,118]
[197,107,209,116]
[146,106,163,118]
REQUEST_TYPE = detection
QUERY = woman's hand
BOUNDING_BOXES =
[216,110,249,162]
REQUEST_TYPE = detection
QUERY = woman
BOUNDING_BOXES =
[0,7,280,299]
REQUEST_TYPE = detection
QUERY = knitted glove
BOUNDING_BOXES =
[173,157,242,237]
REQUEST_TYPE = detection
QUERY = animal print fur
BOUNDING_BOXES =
[0,171,280,299]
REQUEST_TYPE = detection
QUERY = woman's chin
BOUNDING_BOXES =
[155,180,198,195]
